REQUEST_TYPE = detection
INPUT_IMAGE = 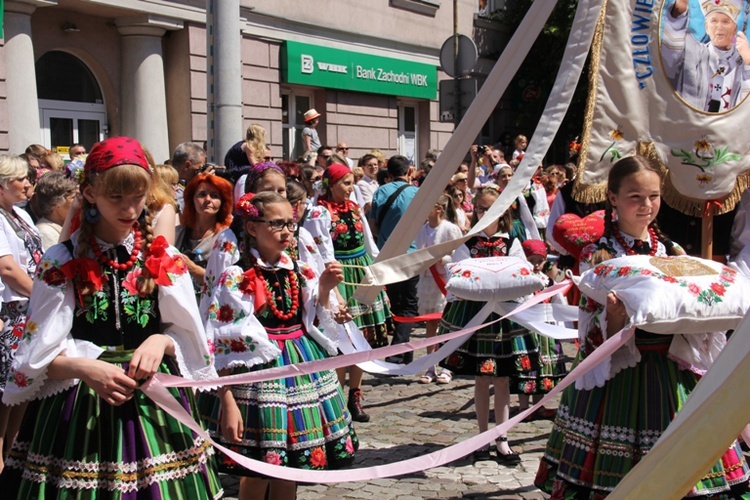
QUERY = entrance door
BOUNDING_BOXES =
[39,101,107,155]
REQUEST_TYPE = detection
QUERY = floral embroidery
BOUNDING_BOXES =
[263,451,283,465]
[40,265,67,288]
[479,359,496,374]
[300,265,316,281]
[592,263,735,306]
[208,301,247,325]
[217,305,235,323]
[600,126,624,163]
[309,447,327,468]
[212,337,256,355]
[8,368,32,388]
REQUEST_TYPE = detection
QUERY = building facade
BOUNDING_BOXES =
[1,0,519,165]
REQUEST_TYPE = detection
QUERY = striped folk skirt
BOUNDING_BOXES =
[438,299,541,377]
[198,328,358,476]
[2,352,222,499]
[535,333,750,499]
[336,246,394,348]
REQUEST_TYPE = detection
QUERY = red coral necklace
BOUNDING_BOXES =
[256,267,300,321]
[91,225,143,271]
[614,226,658,256]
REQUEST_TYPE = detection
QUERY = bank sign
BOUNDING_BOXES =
[282,41,437,100]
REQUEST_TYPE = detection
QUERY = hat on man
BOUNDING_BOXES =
[701,0,742,21]
[304,109,321,123]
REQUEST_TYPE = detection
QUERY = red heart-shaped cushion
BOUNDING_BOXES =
[552,210,606,259]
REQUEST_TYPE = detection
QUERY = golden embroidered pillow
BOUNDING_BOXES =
[446,257,546,302]
[577,255,750,334]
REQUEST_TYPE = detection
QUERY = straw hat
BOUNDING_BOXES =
[304,108,321,122]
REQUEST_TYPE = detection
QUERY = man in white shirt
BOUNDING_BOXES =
[336,142,355,168]
[356,153,380,215]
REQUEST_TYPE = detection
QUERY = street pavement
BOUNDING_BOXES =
[221,328,574,499]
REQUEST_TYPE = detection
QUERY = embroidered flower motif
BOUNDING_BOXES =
[542,378,554,391]
[229,339,247,352]
[217,305,235,323]
[519,268,530,276]
[122,267,144,296]
[26,321,38,334]
[687,283,701,296]
[461,270,472,278]
[335,223,348,234]
[263,451,282,465]
[309,447,327,467]
[300,266,315,281]
[479,359,496,374]
[354,221,364,232]
[42,266,67,287]
[520,356,532,370]
[12,371,28,388]
[345,436,355,454]
[11,323,25,339]
[710,282,726,296]
[207,339,216,354]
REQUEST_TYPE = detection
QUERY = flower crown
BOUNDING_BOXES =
[235,193,263,219]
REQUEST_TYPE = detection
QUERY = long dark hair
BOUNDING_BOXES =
[470,185,512,234]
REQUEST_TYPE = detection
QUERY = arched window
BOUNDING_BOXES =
[36,51,103,103]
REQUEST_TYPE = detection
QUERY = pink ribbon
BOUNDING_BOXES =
[142,323,635,483]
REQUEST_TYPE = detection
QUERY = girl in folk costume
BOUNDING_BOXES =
[314,163,394,423]
[438,184,540,466]
[198,192,357,500]
[510,239,567,419]
[0,137,222,497]
[535,155,750,498]
[415,194,463,385]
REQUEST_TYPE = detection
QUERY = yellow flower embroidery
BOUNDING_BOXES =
[609,127,624,141]
[694,137,711,152]
[26,321,38,334]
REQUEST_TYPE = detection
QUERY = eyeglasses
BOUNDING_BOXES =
[338,148,349,152]
[256,219,298,232]
[264,156,273,161]
[474,206,492,214]
[322,155,332,160]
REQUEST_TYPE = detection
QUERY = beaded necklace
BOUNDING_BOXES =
[257,267,300,321]
[613,225,658,256]
[91,225,143,271]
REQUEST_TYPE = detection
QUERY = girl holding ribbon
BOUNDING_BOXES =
[314,163,394,423]
[199,191,357,500]
[0,137,222,497]
[535,155,750,498]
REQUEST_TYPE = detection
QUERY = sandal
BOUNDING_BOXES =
[419,370,436,384]
[436,371,453,385]
[529,407,557,420]
[495,437,521,466]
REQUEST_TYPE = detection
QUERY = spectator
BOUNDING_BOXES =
[302,108,322,152]
[30,172,77,250]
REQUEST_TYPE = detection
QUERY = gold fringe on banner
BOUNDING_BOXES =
[572,0,608,205]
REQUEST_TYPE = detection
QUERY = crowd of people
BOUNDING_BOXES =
[0,112,747,499]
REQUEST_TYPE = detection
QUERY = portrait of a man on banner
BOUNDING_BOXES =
[661,0,750,113]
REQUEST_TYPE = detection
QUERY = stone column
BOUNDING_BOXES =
[207,0,243,163]
[116,15,182,163]
[4,0,56,153]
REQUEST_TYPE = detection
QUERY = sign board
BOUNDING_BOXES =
[439,34,478,78]
[281,41,437,100]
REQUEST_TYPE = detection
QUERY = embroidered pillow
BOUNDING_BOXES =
[445,256,546,302]
[577,255,750,334]
[551,210,606,259]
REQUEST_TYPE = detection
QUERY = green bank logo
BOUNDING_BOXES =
[283,41,437,99]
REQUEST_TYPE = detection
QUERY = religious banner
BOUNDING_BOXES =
[573,0,750,216]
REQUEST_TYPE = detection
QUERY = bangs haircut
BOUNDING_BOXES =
[92,164,152,196]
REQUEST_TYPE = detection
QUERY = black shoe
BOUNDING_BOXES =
[385,355,405,364]
[473,447,492,462]
[348,389,370,423]
[495,438,521,466]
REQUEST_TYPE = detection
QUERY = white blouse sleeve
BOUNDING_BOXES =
[2,244,89,405]
[303,206,336,264]
[200,227,240,313]
[298,261,339,355]
[204,265,281,370]
[160,246,219,383]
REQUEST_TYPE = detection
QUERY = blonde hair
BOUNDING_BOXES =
[244,124,267,164]
[0,155,29,187]
[149,164,178,212]
[42,152,65,171]
[78,164,157,295]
